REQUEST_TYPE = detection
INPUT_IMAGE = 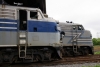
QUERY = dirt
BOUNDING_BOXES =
[94,46,100,51]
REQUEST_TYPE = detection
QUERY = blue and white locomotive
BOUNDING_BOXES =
[58,21,94,56]
[0,4,62,63]
[0,4,94,63]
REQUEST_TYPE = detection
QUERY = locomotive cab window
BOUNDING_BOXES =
[78,25,84,30]
[73,26,76,30]
[30,11,43,20]
[30,11,38,19]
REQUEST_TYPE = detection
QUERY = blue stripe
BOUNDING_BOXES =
[80,37,92,39]
[28,20,58,32]
[78,42,93,44]
[0,23,17,27]
[0,18,17,31]
[64,36,91,39]
[0,18,17,22]
[0,29,17,31]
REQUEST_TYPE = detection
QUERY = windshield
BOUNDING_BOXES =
[73,25,84,30]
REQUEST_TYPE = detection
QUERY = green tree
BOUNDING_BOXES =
[96,38,100,45]
[92,38,100,45]
[92,38,97,45]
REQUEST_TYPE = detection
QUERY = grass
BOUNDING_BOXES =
[94,45,100,55]
[82,65,100,67]
[94,45,100,51]
[95,65,100,67]
[94,51,100,55]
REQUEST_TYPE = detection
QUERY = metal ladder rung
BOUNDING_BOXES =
[73,46,77,49]
[20,50,26,52]
[19,36,26,38]
[73,42,77,52]
[18,31,27,58]
[19,46,27,58]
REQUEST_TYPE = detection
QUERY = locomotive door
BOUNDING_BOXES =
[18,10,27,58]
[72,25,78,54]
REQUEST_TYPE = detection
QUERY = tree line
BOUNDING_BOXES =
[92,38,100,45]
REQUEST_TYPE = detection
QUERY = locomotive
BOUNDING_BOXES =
[0,4,62,63]
[0,4,94,63]
[58,21,94,56]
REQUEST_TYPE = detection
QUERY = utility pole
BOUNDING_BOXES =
[97,32,100,38]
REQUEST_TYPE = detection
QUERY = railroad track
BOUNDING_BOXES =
[1,55,100,67]
[64,55,100,61]
[52,55,100,65]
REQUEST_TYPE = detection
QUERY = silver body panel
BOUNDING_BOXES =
[28,32,60,46]
[0,31,17,45]
[59,23,93,47]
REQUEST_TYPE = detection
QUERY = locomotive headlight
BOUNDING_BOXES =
[20,40,26,44]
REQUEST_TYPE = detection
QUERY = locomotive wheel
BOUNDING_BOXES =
[80,50,85,56]
[73,51,78,57]
[59,51,62,59]
[69,51,74,56]
[84,48,89,55]
[91,51,94,55]
[44,52,51,61]
[57,50,63,59]
[0,52,3,64]
[11,56,18,63]
[36,55,43,62]
[48,53,51,61]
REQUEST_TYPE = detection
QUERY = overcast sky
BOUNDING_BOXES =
[46,0,100,38]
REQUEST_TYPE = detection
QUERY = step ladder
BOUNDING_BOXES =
[72,41,78,53]
[18,31,27,58]
[71,25,78,53]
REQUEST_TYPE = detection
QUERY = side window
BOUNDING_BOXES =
[30,11,43,20]
[73,26,76,30]
[30,11,38,19]
[78,25,84,30]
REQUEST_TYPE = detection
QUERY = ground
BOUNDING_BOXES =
[94,45,100,51]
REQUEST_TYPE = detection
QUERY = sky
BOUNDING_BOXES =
[46,0,100,38]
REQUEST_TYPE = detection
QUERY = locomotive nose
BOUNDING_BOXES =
[86,30,92,38]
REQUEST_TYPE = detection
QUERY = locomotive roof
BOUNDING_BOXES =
[0,4,41,11]
[0,5,59,23]
[1,0,46,14]
[58,22,82,26]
